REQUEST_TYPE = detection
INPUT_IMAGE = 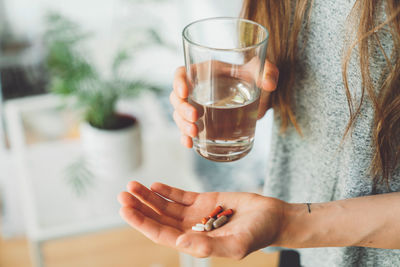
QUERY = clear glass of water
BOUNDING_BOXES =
[182,17,269,162]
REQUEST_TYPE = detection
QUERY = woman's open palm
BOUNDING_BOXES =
[118,181,285,259]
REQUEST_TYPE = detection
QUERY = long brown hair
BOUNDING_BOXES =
[241,0,400,187]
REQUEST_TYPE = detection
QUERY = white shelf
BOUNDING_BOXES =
[4,93,202,244]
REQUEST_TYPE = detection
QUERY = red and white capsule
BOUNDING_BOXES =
[217,208,234,218]
[208,205,223,218]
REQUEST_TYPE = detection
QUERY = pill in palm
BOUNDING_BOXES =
[217,208,234,218]
[205,217,215,232]
[208,205,223,218]
[195,206,234,232]
[192,225,205,232]
[213,215,228,229]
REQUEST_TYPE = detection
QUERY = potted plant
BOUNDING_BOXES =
[44,13,161,179]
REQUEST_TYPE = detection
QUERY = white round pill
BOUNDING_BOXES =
[192,226,204,232]
[196,224,205,227]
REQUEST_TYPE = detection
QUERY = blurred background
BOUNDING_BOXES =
[0,0,277,266]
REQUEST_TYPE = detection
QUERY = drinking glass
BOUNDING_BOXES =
[182,17,268,162]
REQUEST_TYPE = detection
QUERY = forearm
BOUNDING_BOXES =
[273,192,400,249]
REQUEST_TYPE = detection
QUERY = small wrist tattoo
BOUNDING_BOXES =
[306,203,312,213]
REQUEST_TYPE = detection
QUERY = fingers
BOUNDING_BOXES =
[171,67,198,123]
[169,92,198,123]
[150,182,198,206]
[119,205,244,258]
[256,60,278,119]
[180,135,193,148]
[261,60,279,92]
[169,67,198,148]
[176,232,248,259]
[171,66,198,146]
[176,232,213,258]
[173,111,197,138]
[120,204,250,259]
[118,192,183,229]
[257,91,271,119]
[173,67,189,98]
[127,181,186,220]
[120,206,182,247]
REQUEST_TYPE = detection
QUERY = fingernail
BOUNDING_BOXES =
[266,74,277,84]
[263,75,277,91]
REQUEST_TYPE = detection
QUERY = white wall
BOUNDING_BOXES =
[3,0,243,47]
[4,0,114,39]
[3,0,243,85]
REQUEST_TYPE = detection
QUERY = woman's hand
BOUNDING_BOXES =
[118,181,285,259]
[170,61,279,148]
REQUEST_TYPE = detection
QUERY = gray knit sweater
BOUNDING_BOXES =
[263,0,400,266]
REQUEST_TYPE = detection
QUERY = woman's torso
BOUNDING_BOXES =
[263,0,400,266]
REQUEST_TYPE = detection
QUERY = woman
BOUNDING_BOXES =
[118,1,400,266]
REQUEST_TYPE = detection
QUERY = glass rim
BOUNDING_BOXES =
[182,17,269,52]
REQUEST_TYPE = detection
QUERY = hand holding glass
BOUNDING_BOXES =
[180,17,269,162]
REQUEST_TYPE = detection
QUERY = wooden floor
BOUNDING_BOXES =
[0,227,279,267]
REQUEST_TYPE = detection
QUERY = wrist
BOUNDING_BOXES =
[271,202,294,247]
[272,202,318,248]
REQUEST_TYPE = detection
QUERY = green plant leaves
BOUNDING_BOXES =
[64,157,94,197]
[44,11,164,130]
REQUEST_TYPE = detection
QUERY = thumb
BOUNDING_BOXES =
[261,60,279,92]
[257,91,271,119]
[176,232,248,259]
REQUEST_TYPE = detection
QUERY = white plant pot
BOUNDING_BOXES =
[80,117,142,179]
